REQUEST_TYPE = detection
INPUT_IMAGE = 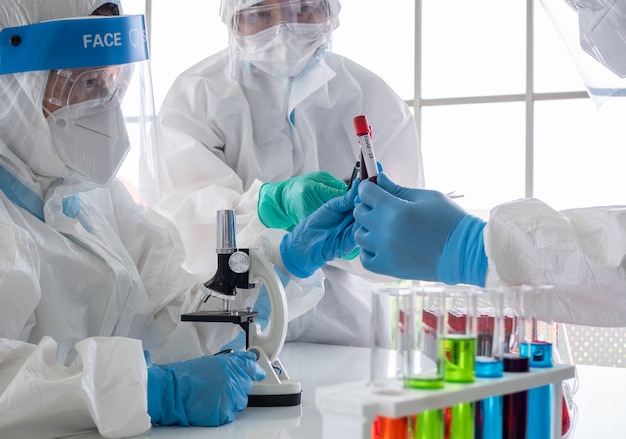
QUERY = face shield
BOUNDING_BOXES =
[541,0,626,108]
[223,0,337,85]
[0,13,159,207]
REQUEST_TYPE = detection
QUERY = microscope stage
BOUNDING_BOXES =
[181,310,258,323]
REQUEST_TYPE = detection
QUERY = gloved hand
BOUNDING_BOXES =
[147,351,266,427]
[353,172,487,286]
[280,181,359,278]
[258,171,347,231]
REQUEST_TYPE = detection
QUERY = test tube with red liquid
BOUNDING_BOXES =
[353,115,378,183]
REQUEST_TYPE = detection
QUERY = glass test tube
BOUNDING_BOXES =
[406,286,446,439]
[502,285,531,439]
[554,323,578,438]
[443,287,477,439]
[502,353,530,439]
[404,287,446,389]
[372,416,409,439]
[473,288,505,439]
[370,288,413,439]
[371,287,413,386]
[519,285,555,439]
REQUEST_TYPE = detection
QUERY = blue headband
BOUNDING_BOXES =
[0,14,149,75]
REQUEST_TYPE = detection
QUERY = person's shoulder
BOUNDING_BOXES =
[326,52,392,85]
[175,49,231,80]
[165,49,233,98]
[325,52,404,103]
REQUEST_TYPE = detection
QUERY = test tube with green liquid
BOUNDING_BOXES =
[444,288,477,439]
[404,286,447,439]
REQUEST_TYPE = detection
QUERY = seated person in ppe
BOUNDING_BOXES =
[0,1,356,437]
[152,0,424,347]
[353,0,626,328]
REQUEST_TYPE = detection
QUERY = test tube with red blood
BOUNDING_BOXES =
[353,115,378,183]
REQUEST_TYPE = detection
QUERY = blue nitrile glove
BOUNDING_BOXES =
[147,351,266,427]
[280,181,359,278]
[353,172,487,286]
[258,171,347,231]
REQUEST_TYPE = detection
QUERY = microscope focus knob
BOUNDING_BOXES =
[229,251,251,273]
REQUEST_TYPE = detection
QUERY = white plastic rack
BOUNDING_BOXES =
[315,364,575,439]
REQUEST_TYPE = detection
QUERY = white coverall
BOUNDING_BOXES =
[156,43,424,346]
[485,198,626,327]
[0,1,320,437]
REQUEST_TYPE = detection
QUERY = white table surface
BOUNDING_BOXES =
[570,362,626,438]
[66,342,625,439]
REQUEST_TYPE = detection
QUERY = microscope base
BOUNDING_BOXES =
[248,380,302,407]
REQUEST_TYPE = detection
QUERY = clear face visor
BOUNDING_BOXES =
[541,0,626,108]
[0,14,159,208]
[42,58,158,201]
[234,0,331,37]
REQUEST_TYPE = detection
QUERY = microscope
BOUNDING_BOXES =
[181,209,302,407]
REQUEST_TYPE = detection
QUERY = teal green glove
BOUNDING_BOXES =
[147,352,266,427]
[344,246,360,260]
[258,171,347,231]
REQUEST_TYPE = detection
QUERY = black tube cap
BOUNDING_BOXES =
[503,353,530,372]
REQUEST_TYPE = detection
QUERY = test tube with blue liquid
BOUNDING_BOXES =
[443,287,477,439]
[473,288,505,439]
[519,285,556,439]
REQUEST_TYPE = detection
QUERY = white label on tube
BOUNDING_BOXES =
[359,134,378,178]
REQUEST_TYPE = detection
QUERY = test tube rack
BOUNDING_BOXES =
[315,363,575,439]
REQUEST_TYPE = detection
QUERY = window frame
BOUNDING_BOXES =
[412,0,588,201]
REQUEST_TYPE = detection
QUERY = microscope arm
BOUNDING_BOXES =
[247,248,288,364]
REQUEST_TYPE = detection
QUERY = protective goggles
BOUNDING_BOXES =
[43,64,132,113]
[234,0,330,36]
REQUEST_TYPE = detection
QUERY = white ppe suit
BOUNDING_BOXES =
[155,2,424,346]
[0,1,318,437]
[485,198,626,327]
[482,1,626,326]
